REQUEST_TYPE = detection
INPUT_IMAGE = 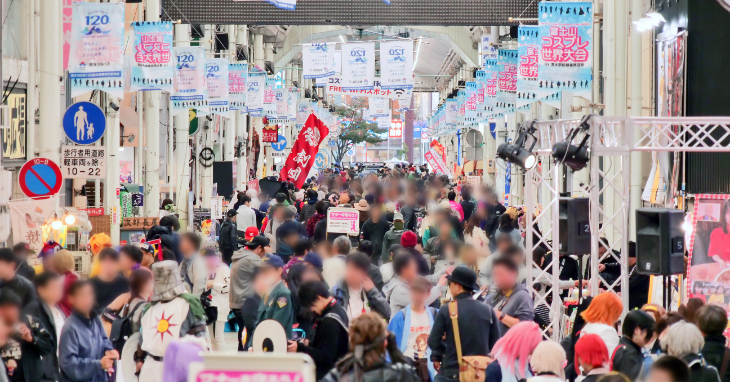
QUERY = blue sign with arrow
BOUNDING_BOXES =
[63,102,106,145]
[271,135,287,151]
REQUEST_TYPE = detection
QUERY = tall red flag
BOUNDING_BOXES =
[279,113,329,188]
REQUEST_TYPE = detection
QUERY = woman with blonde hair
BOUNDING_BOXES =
[485,321,543,382]
[53,249,78,316]
[528,340,567,381]
[320,312,419,382]
[580,292,623,356]
[661,321,720,382]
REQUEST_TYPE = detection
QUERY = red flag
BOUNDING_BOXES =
[279,113,329,188]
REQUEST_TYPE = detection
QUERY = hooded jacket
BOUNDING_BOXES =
[299,199,318,223]
[219,218,238,251]
[381,227,405,261]
[229,249,262,310]
[382,269,446,316]
[331,279,391,321]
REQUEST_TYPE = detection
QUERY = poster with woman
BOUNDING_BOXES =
[687,195,730,308]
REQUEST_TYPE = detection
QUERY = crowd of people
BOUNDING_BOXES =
[0,163,725,382]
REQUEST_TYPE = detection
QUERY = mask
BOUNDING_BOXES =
[394,221,404,230]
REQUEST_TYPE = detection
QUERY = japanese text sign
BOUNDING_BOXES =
[327,207,360,235]
[130,21,174,92]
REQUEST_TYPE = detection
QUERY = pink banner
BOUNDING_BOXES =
[196,370,305,382]
[425,149,452,177]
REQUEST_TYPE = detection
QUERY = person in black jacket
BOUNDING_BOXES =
[289,281,350,381]
[0,289,55,382]
[0,249,35,308]
[697,304,730,382]
[646,356,689,382]
[298,189,319,223]
[21,272,64,382]
[360,206,391,264]
[219,209,239,265]
[427,266,500,382]
[612,310,656,381]
[11,244,35,283]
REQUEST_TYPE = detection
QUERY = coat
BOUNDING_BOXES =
[296,301,350,380]
[2,313,55,382]
[360,218,391,263]
[683,353,722,382]
[320,362,420,382]
[331,279,391,321]
[219,218,238,251]
[299,200,318,223]
[702,334,730,382]
[22,300,62,382]
[236,205,258,231]
[387,305,437,380]
[179,254,207,297]
[229,249,262,310]
[610,337,645,382]
[381,228,405,262]
[254,281,294,340]
[59,311,114,382]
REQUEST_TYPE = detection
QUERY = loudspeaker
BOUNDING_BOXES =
[214,33,229,52]
[558,197,590,255]
[191,25,205,39]
[236,45,248,61]
[636,208,685,275]
[212,162,234,198]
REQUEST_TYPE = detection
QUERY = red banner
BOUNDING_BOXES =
[425,149,453,177]
[430,139,446,161]
[262,124,279,143]
[279,114,329,188]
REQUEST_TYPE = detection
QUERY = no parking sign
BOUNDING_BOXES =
[18,158,63,199]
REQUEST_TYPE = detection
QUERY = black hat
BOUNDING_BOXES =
[446,266,479,292]
[244,235,270,249]
[227,209,238,218]
[257,254,285,269]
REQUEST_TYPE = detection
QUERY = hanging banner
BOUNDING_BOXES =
[266,0,297,11]
[247,71,266,117]
[496,50,518,114]
[445,99,457,128]
[206,59,229,117]
[130,21,174,92]
[517,26,540,109]
[465,81,478,126]
[377,115,391,130]
[324,77,412,100]
[369,98,390,118]
[341,43,375,91]
[481,35,499,66]
[537,2,593,102]
[9,198,57,255]
[229,63,247,112]
[303,43,335,79]
[263,78,277,118]
[275,89,289,119]
[317,51,341,88]
[288,87,298,121]
[687,195,730,306]
[430,139,446,162]
[380,40,413,90]
[296,100,310,128]
[280,114,330,188]
[389,119,403,138]
[457,90,466,128]
[262,124,279,143]
[425,149,453,177]
[171,47,207,116]
[68,2,125,98]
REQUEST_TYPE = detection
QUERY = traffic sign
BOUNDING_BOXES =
[328,139,336,147]
[61,145,107,179]
[315,149,329,169]
[63,102,106,145]
[18,158,63,199]
[347,149,354,156]
[271,135,287,151]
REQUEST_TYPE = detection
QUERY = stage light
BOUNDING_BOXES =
[551,114,592,171]
[646,12,666,23]
[51,220,63,230]
[496,120,538,170]
[64,214,76,225]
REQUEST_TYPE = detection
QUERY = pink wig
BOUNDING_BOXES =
[491,321,542,378]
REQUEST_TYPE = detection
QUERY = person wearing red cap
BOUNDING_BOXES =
[400,231,430,276]
[244,227,260,243]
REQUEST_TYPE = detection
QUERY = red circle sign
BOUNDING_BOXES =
[18,158,63,199]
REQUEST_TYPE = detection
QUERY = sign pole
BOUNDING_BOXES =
[106,95,121,246]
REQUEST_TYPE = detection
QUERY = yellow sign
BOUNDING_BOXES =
[1,90,27,159]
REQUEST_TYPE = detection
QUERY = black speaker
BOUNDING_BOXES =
[214,33,229,52]
[236,45,248,61]
[558,197,591,255]
[636,208,685,275]
[212,162,234,198]
[509,26,519,38]
[191,25,205,39]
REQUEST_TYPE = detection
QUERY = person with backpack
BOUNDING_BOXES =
[662,321,721,382]
[109,269,152,359]
[697,305,730,382]
[178,233,207,298]
[387,277,438,382]
[611,310,656,381]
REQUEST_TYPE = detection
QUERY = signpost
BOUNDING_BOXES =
[62,102,106,145]
[61,145,106,179]
[314,149,329,169]
[326,207,360,235]
[271,135,288,158]
[18,158,63,199]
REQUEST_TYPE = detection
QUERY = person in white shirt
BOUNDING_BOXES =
[246,189,261,210]
[579,291,623,357]
[322,236,350,288]
[236,195,258,231]
[331,252,391,321]
[203,248,230,351]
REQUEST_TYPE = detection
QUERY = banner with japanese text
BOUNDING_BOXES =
[247,71,265,117]
[369,98,390,118]
[296,100,310,128]
[445,99,457,129]
[430,139,446,162]
[465,81,479,126]
[229,63,247,112]
[483,58,499,119]
[497,50,518,115]
[481,35,499,66]
[205,59,229,117]
[171,47,207,116]
[280,114,329,188]
[517,26,540,109]
[380,40,413,90]
[425,148,452,177]
[9,198,57,254]
[130,21,173,92]
[457,90,466,127]
[538,2,593,102]
[475,70,494,122]
[275,89,289,119]
[263,77,277,118]
[316,51,341,88]
[342,42,375,90]
[288,87,298,121]
[68,2,125,98]
[324,77,412,101]
[266,0,296,10]
[303,43,335,79]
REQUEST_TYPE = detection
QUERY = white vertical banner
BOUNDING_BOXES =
[377,115,391,129]
[263,77,277,118]
[303,43,335,79]
[317,50,341,88]
[288,87,298,121]
[275,89,288,119]
[171,47,208,116]
[341,42,375,90]
[380,40,413,90]
[296,100,310,128]
[229,63,247,112]
[247,71,265,117]
[481,35,499,66]
[206,59,229,117]
[369,98,390,118]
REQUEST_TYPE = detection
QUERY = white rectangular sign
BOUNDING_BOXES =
[380,40,414,90]
[327,207,360,234]
[303,43,335,79]
[211,196,224,219]
[369,98,390,118]
[61,145,107,179]
[341,42,375,90]
[324,77,412,101]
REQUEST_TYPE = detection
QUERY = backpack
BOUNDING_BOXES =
[110,300,146,354]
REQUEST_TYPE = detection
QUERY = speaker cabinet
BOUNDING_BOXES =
[191,25,205,39]
[559,197,591,255]
[214,33,230,52]
[636,208,685,275]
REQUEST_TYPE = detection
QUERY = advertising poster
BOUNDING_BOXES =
[263,77,277,119]
[247,71,266,117]
[296,100,310,128]
[130,21,174,92]
[206,58,230,117]
[275,89,289,120]
[327,208,360,234]
[171,47,207,116]
[1,89,26,160]
[324,77,411,100]
[9,198,57,255]
[465,81,478,127]
[457,90,466,127]
[288,87,298,121]
[656,28,686,118]
[317,51,341,88]
[537,2,593,102]
[380,40,413,90]
[517,26,540,109]
[369,98,390,118]
[229,63,247,112]
[68,2,125,98]
[687,196,730,306]
[445,99,457,129]
[483,58,499,118]
[303,43,335,79]
[496,50,518,115]
[341,42,375,91]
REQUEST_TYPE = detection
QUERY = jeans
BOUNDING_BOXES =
[222,249,234,266]
[207,321,226,351]
[234,309,245,351]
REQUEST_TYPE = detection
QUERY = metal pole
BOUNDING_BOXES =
[174,23,191,226]
[135,3,143,185]
[25,0,35,160]
[106,96,121,245]
[236,25,248,191]
[629,0,644,240]
[254,34,264,178]
[37,0,61,164]
[143,0,161,217]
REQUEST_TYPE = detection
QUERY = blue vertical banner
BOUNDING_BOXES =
[130,22,174,92]
[483,58,499,119]
[496,50,518,115]
[517,26,540,109]
[465,81,478,127]
[537,2,594,105]
[68,2,125,99]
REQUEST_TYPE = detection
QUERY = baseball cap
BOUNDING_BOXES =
[303,252,323,270]
[244,235,270,249]
[138,242,155,254]
[245,227,260,241]
[12,243,35,254]
[226,209,238,218]
[258,254,284,269]
[393,212,404,221]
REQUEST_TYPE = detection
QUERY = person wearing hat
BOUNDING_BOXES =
[138,243,157,269]
[137,261,207,382]
[359,201,390,265]
[219,209,239,266]
[12,243,36,282]
[244,226,260,242]
[250,254,294,343]
[230,235,270,351]
[381,213,406,264]
[428,266,501,382]
[484,256,534,335]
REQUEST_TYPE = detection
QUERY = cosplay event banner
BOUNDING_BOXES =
[129,21,174,92]
[465,81,479,127]
[537,1,594,102]
[303,43,335,79]
[496,50,518,116]
[247,71,266,117]
[68,2,125,99]
[687,195,730,307]
[475,70,495,122]
[341,42,376,91]
[171,47,207,116]
[263,77,277,119]
[517,26,540,109]
[228,63,247,112]
[205,59,230,117]
[288,87,298,121]
[316,50,341,88]
[380,40,414,90]
[457,90,466,127]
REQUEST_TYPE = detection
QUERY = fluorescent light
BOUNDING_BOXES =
[643,16,661,26]
[646,12,666,23]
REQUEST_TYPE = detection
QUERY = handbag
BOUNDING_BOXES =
[448,301,492,382]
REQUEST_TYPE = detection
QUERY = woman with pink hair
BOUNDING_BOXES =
[485,321,543,382]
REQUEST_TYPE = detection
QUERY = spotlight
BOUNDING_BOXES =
[551,114,592,171]
[496,120,538,170]
[51,220,63,230]
[64,214,76,225]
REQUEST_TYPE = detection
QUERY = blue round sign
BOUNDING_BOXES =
[347,149,355,156]
[315,150,329,169]
[63,102,106,145]
[271,135,287,152]
[328,139,336,147]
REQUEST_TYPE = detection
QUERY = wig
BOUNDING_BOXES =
[661,321,705,358]
[531,340,567,378]
[89,233,112,256]
[580,292,623,325]
[574,333,609,373]
[162,338,205,382]
[491,321,542,379]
